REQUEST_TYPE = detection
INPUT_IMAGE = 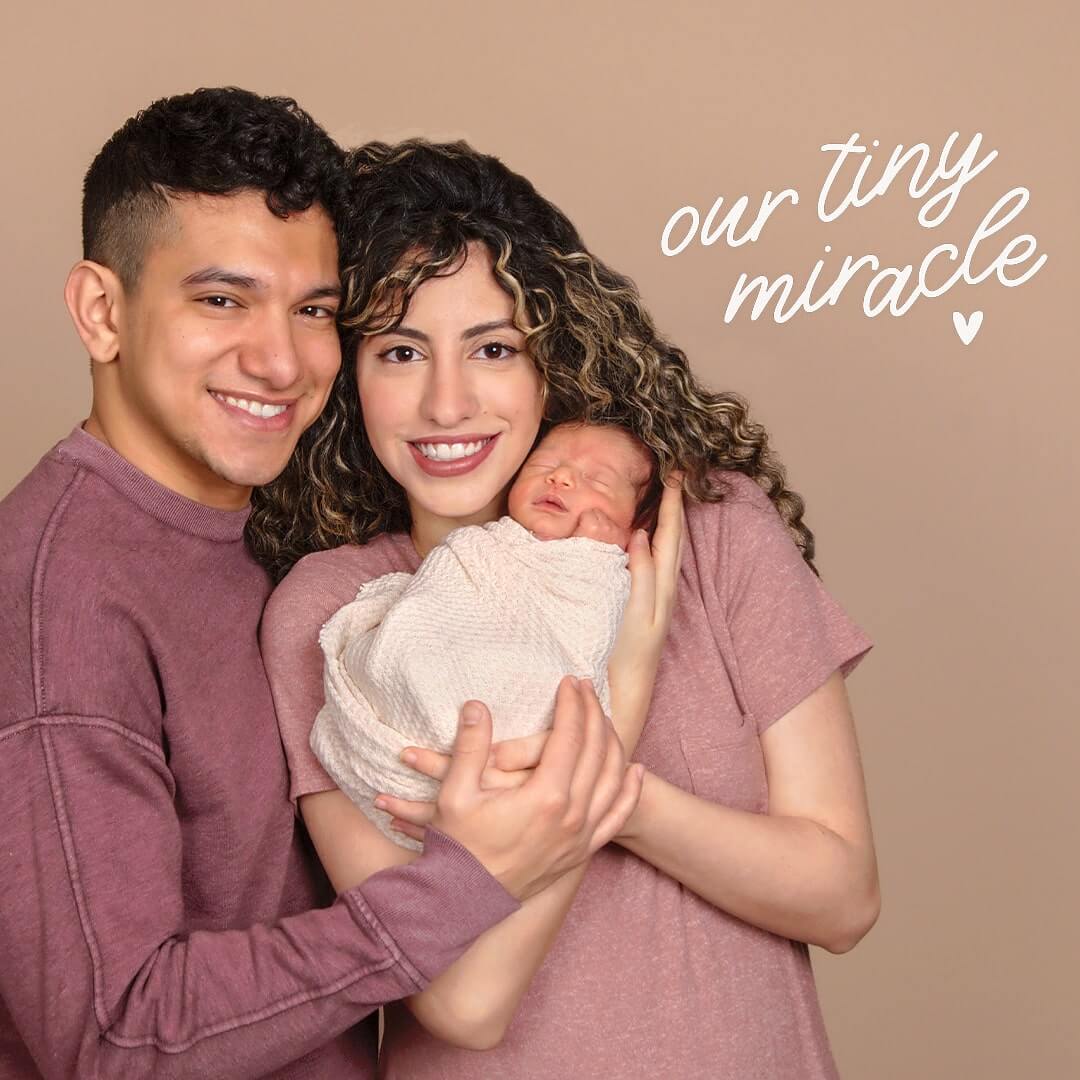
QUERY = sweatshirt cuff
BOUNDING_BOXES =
[345,827,520,986]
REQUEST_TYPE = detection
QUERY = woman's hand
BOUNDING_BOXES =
[606,473,685,754]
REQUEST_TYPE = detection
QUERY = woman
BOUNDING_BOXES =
[251,139,879,1079]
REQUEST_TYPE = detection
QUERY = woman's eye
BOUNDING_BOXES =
[379,345,422,363]
[474,341,518,361]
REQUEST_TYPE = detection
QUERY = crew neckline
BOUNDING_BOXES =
[55,426,251,543]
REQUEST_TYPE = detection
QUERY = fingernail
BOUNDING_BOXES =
[568,675,580,688]
[463,702,481,726]
[400,749,417,765]
[374,797,388,810]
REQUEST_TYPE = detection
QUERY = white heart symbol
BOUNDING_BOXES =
[953,310,983,345]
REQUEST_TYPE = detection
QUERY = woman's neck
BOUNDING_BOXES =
[408,493,509,559]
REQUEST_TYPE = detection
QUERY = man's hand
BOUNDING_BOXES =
[379,677,643,900]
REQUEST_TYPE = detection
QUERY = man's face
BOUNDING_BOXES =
[101,191,341,507]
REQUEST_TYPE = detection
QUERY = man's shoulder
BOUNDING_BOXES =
[1,443,90,597]
[1,440,163,589]
[0,448,136,731]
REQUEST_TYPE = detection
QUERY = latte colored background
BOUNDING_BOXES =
[2,3,1076,1077]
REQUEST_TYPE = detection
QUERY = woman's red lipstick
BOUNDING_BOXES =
[408,434,499,477]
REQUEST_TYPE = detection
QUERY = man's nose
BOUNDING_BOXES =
[420,358,480,427]
[237,311,302,390]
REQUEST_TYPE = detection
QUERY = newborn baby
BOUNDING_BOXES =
[312,422,656,848]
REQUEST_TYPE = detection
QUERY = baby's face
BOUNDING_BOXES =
[507,424,653,546]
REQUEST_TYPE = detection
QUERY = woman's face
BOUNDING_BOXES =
[356,242,544,548]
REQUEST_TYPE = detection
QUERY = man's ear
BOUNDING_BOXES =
[64,260,125,364]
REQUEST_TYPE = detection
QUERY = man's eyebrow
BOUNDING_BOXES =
[301,284,343,302]
[180,267,263,290]
[179,269,341,302]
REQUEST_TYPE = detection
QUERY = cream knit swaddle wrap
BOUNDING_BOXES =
[311,516,630,849]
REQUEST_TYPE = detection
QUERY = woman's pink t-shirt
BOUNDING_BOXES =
[261,472,873,1079]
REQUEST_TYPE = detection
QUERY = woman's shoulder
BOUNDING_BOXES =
[684,471,783,538]
[262,533,416,640]
[682,470,810,582]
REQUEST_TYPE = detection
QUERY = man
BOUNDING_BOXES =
[0,87,638,1078]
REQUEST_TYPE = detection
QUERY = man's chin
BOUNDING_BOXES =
[205,451,291,493]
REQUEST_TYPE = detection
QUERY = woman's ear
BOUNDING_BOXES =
[64,260,124,364]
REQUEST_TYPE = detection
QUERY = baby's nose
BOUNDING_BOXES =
[546,465,575,487]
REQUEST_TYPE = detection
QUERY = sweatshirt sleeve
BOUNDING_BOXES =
[0,716,518,1079]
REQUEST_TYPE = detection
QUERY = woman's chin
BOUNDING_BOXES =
[409,486,509,532]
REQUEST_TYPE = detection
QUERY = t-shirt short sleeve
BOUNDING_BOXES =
[712,473,873,736]
[260,553,360,804]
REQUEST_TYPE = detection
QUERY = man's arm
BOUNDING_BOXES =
[0,713,518,1079]
[302,682,621,1051]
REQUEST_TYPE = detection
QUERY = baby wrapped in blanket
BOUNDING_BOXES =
[311,422,658,848]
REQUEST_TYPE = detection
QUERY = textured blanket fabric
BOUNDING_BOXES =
[311,516,630,847]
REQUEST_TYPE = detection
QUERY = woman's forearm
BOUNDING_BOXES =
[618,772,880,953]
[404,860,588,1048]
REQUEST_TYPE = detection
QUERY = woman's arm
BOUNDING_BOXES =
[617,670,880,953]
[381,483,685,1047]
[306,685,619,1051]
[262,549,642,1049]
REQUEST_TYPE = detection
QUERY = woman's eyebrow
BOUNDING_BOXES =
[370,318,521,344]
[462,319,519,339]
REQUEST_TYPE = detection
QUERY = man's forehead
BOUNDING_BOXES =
[149,190,338,278]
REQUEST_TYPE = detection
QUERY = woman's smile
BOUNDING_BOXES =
[408,433,500,475]
[356,242,544,554]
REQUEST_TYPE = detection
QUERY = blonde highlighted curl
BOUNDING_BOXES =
[248,139,816,582]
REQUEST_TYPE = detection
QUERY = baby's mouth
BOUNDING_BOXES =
[535,494,567,511]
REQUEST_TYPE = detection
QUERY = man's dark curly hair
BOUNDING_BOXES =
[82,86,345,287]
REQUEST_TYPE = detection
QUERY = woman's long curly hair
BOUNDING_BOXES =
[248,139,816,582]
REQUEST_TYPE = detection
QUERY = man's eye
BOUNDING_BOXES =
[473,342,518,361]
[200,295,239,309]
[299,304,336,319]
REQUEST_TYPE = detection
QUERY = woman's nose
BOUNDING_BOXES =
[420,358,480,427]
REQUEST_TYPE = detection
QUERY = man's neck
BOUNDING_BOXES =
[83,410,251,511]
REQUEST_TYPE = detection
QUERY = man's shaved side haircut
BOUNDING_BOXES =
[81,86,345,289]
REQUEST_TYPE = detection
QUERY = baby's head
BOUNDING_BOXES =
[507,422,657,549]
